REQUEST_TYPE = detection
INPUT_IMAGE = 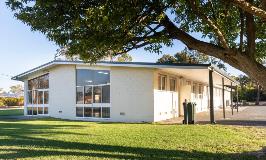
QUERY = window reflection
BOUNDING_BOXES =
[93,86,102,103]
[84,86,92,104]
[76,69,110,118]
[27,74,49,116]
[76,86,84,104]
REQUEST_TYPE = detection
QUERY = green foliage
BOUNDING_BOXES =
[116,53,133,62]
[0,97,24,107]
[0,101,4,107]
[0,118,265,159]
[156,54,176,64]
[157,48,227,70]
[6,0,265,62]
[9,84,23,95]
[234,75,266,102]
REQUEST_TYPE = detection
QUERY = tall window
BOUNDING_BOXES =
[27,74,49,115]
[76,69,110,118]
[199,85,203,99]
[158,74,167,90]
[192,83,198,99]
[170,77,176,92]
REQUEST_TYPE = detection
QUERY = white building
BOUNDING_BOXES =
[12,60,237,122]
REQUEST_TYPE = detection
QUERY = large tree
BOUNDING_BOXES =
[6,0,266,88]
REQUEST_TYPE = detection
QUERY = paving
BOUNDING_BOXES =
[161,105,266,127]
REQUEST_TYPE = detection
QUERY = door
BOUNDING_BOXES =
[179,85,192,116]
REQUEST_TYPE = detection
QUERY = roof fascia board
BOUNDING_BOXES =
[209,65,239,85]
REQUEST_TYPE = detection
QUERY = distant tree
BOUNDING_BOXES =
[54,47,80,61]
[9,85,23,96]
[157,54,176,64]
[116,53,133,62]
[157,48,227,71]
[235,75,264,104]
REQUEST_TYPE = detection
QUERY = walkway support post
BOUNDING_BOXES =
[231,82,233,115]
[236,86,239,112]
[222,78,225,119]
[209,69,215,124]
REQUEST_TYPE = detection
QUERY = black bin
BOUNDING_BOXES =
[183,101,196,124]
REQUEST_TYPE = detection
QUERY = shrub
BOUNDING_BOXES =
[0,97,24,106]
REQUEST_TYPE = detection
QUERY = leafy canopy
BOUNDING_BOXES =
[6,0,265,62]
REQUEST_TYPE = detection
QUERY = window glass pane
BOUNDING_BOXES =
[33,107,37,115]
[28,91,32,104]
[102,107,110,118]
[28,74,49,90]
[102,85,110,103]
[84,86,92,104]
[93,107,101,118]
[170,78,176,91]
[161,76,167,90]
[158,75,161,90]
[93,86,102,103]
[32,79,38,90]
[38,91,43,105]
[27,107,32,115]
[76,107,83,117]
[28,80,33,90]
[33,90,38,104]
[76,69,94,86]
[41,74,49,89]
[76,87,84,104]
[84,107,92,117]
[93,70,110,85]
[44,91,49,104]
[38,107,43,114]
[44,107,48,114]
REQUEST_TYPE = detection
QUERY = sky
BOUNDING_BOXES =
[0,2,243,91]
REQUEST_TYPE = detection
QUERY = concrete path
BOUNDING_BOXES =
[161,105,266,127]
[212,105,266,127]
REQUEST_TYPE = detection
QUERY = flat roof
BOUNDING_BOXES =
[11,60,237,83]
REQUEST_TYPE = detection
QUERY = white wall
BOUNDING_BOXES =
[110,67,155,122]
[153,70,179,122]
[49,65,76,119]
[22,64,234,122]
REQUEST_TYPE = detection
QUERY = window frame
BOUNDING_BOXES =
[169,77,177,92]
[26,74,49,116]
[75,69,111,119]
[158,74,167,91]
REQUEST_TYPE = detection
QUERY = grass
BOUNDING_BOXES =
[0,108,24,116]
[0,118,265,159]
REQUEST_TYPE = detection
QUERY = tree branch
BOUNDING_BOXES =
[245,4,256,59]
[161,15,234,59]
[187,0,229,49]
[229,0,266,20]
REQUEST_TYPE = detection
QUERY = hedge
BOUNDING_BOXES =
[0,97,24,107]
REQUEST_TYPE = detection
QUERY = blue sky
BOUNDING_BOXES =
[0,2,243,91]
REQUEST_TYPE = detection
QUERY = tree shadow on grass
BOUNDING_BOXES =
[0,136,264,160]
[197,120,266,127]
[0,120,264,160]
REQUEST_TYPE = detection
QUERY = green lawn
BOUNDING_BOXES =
[0,118,265,159]
[0,108,24,116]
